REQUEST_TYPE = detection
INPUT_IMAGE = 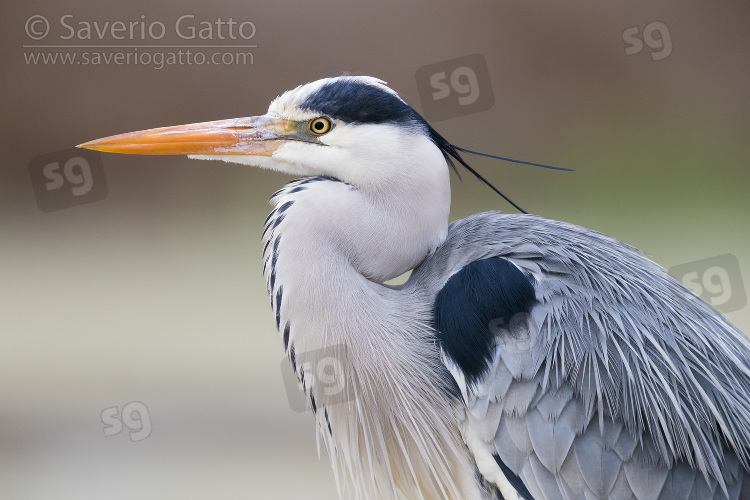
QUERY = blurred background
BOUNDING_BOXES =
[1,1,748,498]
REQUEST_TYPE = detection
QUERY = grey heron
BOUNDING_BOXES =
[80,76,750,500]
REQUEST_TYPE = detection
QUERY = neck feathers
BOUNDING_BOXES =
[261,177,479,500]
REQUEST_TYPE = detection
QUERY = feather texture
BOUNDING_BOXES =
[416,212,750,499]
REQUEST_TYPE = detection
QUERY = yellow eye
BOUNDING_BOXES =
[309,117,332,135]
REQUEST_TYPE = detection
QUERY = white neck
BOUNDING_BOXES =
[261,167,480,499]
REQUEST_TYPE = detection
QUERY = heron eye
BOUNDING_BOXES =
[309,117,332,135]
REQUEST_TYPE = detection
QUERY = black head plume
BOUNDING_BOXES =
[303,75,572,214]
[425,125,573,214]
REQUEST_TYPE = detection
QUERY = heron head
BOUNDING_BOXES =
[78,75,450,196]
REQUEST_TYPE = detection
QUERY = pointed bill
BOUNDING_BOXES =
[77,115,300,156]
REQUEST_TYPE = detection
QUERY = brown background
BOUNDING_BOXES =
[1,1,748,498]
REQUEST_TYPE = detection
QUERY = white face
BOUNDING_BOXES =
[268,120,443,191]
[188,76,446,194]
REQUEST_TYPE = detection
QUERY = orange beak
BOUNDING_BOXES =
[77,115,302,156]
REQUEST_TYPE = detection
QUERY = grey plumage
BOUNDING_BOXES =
[410,212,750,499]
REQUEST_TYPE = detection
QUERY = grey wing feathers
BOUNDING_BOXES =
[484,356,750,499]
[415,212,750,499]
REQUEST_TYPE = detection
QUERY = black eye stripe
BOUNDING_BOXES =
[301,79,421,125]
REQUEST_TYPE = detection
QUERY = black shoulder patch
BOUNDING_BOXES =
[434,257,535,385]
[493,454,535,500]
[300,79,426,127]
